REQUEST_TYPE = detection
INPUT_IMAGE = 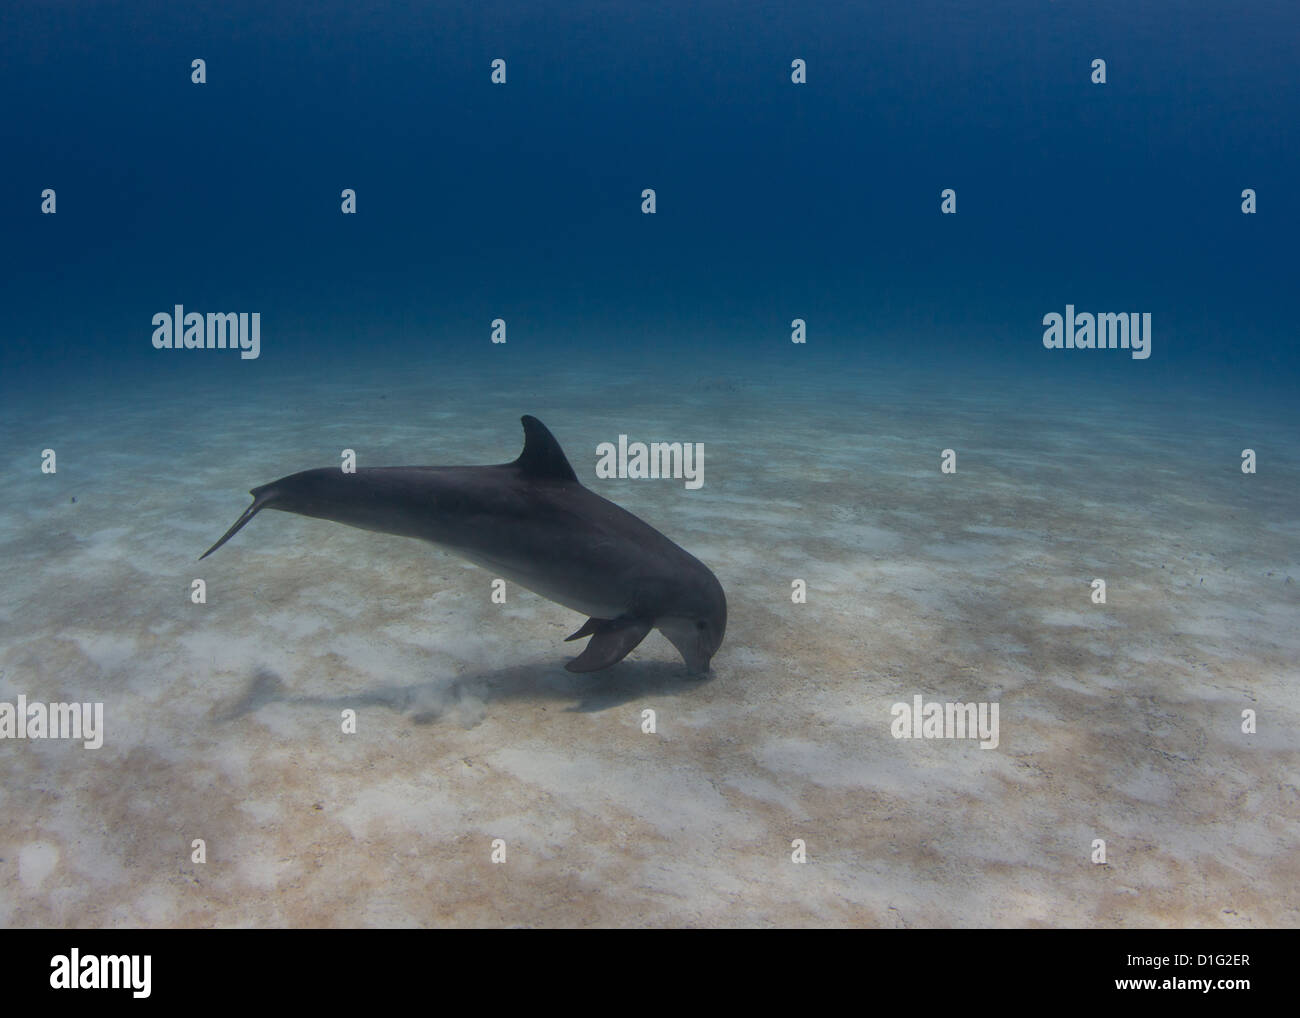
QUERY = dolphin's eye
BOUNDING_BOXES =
[696,621,707,631]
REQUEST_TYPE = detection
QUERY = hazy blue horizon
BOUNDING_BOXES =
[2,0,1297,397]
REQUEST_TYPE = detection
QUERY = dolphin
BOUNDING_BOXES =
[200,416,726,674]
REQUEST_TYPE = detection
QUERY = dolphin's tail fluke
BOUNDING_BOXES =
[199,485,278,560]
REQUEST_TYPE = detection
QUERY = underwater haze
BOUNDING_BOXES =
[1,1,1298,927]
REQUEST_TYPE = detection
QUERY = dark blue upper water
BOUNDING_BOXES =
[1,1,1296,405]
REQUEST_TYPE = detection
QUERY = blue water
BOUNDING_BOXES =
[1,1,1297,401]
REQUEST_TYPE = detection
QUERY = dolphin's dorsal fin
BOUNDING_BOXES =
[513,415,578,482]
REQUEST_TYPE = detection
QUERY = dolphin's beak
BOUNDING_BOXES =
[660,619,717,677]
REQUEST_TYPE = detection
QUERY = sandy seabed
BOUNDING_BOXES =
[2,352,1297,927]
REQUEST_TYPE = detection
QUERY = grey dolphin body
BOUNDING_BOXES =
[200,416,726,674]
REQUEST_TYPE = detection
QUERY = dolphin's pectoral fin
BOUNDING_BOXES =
[564,617,604,642]
[564,617,653,672]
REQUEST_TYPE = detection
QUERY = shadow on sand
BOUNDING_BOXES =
[212,657,708,725]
